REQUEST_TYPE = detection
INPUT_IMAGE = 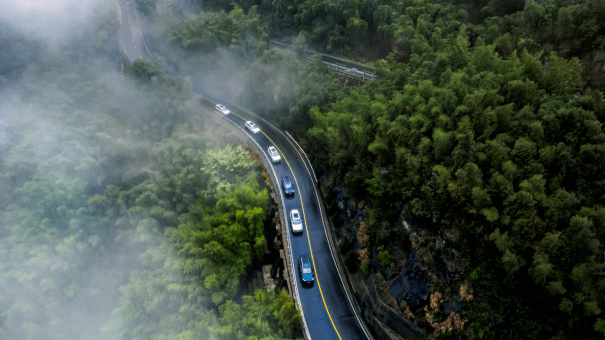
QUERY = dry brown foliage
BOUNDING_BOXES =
[382,282,399,309]
[358,248,369,261]
[261,169,272,186]
[460,283,473,301]
[444,228,460,242]
[358,221,370,247]
[430,291,443,310]
[424,292,467,337]
[427,312,467,337]
[399,300,416,319]
[417,247,435,266]
[404,307,416,320]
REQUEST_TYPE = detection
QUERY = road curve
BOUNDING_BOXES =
[117,0,146,62]
[202,97,371,340]
[117,4,372,339]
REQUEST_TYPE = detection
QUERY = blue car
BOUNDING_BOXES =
[298,256,315,284]
[282,176,294,196]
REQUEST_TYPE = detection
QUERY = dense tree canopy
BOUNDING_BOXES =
[4,0,605,338]
[0,9,301,339]
[308,4,605,339]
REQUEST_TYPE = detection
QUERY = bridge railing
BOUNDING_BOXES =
[272,41,377,81]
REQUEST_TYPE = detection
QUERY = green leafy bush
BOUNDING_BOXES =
[344,250,358,273]
[339,237,353,255]
[377,250,391,267]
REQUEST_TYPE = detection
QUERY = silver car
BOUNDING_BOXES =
[290,209,303,233]
[245,121,260,134]
[268,146,281,163]
[215,104,230,115]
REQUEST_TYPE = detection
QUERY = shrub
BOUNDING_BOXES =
[378,250,391,267]
[360,259,370,276]
[344,250,358,273]
[339,237,353,255]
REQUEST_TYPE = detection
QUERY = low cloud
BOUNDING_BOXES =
[1,0,108,46]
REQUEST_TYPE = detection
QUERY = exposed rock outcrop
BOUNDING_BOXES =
[388,252,431,310]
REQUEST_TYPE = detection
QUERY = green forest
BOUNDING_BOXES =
[153,0,605,338]
[0,7,300,340]
[2,0,605,339]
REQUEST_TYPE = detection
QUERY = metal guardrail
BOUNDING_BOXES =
[125,6,371,337]
[282,132,375,340]
[285,131,318,183]
[207,98,374,339]
[324,61,376,81]
[272,41,377,81]
[206,108,312,340]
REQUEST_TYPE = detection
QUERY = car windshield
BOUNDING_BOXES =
[293,218,301,224]
[249,123,257,128]
[270,149,278,155]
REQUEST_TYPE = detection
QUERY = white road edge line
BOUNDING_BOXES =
[130,2,314,336]
[210,110,312,340]
[215,101,371,340]
[282,132,373,340]
[116,0,132,62]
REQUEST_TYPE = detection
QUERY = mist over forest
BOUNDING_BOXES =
[0,1,301,339]
[3,0,605,339]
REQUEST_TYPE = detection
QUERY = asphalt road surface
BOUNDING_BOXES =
[269,40,376,75]
[117,4,370,337]
[204,101,368,340]
[118,0,146,62]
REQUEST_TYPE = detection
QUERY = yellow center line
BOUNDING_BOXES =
[208,107,342,338]
[260,130,343,340]
[230,112,246,121]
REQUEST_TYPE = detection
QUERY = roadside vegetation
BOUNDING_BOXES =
[303,1,605,339]
[3,0,605,338]
[164,0,605,338]
[0,9,301,340]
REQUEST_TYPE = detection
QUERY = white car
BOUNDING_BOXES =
[268,146,281,163]
[245,121,260,134]
[290,209,303,233]
[215,104,230,115]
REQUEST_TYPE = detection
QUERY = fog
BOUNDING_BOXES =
[0,0,311,337]
[0,1,210,339]
[1,0,104,46]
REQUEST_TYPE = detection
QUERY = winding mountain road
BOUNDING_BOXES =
[117,2,372,339]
